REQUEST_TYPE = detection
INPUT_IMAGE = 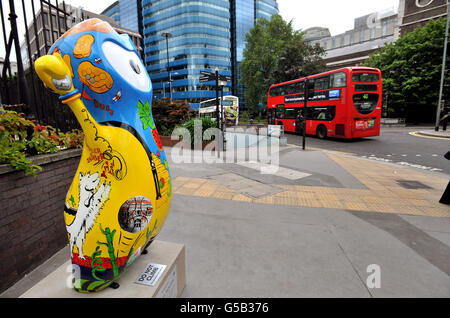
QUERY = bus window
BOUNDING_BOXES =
[276,104,285,118]
[293,81,305,93]
[284,108,298,119]
[308,106,336,121]
[330,72,347,88]
[314,76,329,90]
[270,86,280,97]
[353,93,379,114]
[352,72,379,83]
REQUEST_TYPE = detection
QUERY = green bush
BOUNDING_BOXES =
[152,98,191,136]
[0,109,84,177]
[179,117,217,146]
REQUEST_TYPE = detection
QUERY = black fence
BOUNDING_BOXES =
[0,0,80,132]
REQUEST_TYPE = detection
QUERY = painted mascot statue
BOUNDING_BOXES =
[34,18,172,293]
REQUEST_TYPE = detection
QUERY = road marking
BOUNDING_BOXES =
[396,161,442,172]
[409,131,450,140]
[236,161,312,180]
[360,155,442,172]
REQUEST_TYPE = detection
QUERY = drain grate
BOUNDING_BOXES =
[395,180,432,190]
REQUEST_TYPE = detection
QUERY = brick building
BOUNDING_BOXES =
[20,3,142,69]
[398,0,448,34]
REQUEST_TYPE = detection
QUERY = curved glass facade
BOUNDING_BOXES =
[120,0,140,32]
[140,0,278,109]
[143,0,232,108]
[101,1,121,25]
[255,0,279,20]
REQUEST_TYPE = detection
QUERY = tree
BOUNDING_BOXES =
[151,98,191,136]
[269,38,326,84]
[364,18,450,123]
[241,14,326,114]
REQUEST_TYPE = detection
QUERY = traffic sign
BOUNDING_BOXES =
[200,70,215,76]
[199,76,213,83]
[198,70,231,84]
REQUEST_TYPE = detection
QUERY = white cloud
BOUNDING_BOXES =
[277,0,399,35]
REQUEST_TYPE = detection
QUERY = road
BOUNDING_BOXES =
[286,126,450,175]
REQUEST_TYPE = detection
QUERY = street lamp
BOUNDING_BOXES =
[435,1,450,131]
[162,32,172,102]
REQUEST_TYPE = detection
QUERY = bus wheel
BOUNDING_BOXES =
[316,125,327,139]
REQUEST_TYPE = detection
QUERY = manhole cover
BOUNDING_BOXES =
[395,180,432,189]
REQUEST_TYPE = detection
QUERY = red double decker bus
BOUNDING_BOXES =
[267,67,382,139]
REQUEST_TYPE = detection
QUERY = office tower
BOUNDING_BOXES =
[105,0,279,109]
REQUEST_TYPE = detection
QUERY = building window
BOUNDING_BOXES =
[416,0,434,7]
[370,28,375,39]
[42,12,48,25]
[382,21,387,36]
[360,30,364,42]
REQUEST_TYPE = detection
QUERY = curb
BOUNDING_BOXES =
[413,131,450,139]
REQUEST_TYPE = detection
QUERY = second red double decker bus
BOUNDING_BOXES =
[267,67,382,139]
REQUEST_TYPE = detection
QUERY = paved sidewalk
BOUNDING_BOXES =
[172,146,449,218]
[2,144,449,298]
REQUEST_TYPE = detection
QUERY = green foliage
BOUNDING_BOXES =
[0,109,84,177]
[364,18,449,122]
[180,117,217,146]
[241,14,326,114]
[239,111,250,122]
[0,129,42,177]
[152,98,191,136]
[269,38,326,84]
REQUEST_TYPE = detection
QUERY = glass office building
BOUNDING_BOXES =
[101,1,121,25]
[231,0,279,109]
[119,0,140,32]
[255,0,279,20]
[106,0,279,109]
[102,0,142,33]
[143,0,232,108]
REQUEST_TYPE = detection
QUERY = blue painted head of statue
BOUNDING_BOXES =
[49,18,165,162]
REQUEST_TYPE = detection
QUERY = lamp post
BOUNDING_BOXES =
[162,32,172,102]
[435,1,450,131]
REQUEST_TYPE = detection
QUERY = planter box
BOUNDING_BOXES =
[0,149,82,294]
[160,135,181,147]
[160,135,216,150]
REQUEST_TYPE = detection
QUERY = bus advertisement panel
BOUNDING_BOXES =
[199,95,239,126]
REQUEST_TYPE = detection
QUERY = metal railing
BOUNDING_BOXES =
[0,0,79,131]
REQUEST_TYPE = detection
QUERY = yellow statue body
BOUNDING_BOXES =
[34,19,172,292]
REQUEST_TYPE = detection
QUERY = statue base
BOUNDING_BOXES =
[20,240,186,298]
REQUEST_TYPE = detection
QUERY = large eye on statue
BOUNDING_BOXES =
[102,41,150,92]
